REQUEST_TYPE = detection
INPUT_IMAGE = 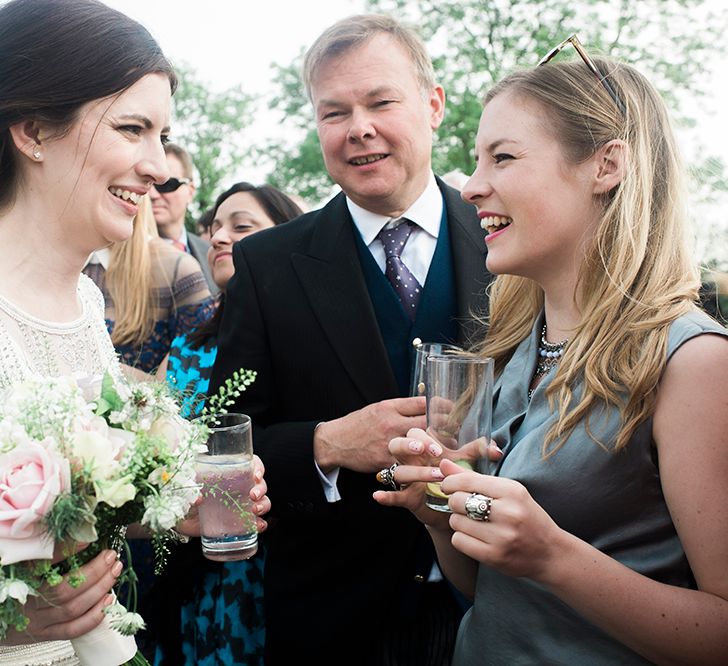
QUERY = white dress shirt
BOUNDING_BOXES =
[346,172,443,287]
[317,174,443,502]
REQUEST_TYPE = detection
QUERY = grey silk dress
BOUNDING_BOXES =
[452,310,727,665]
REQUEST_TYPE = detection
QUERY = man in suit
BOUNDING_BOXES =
[150,143,218,293]
[210,14,490,665]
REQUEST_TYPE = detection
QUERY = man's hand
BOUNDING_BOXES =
[313,397,426,473]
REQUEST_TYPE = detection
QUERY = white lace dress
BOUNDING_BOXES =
[0,274,121,666]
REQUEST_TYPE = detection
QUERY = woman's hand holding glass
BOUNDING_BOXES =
[441,461,566,583]
[174,454,271,538]
[373,428,502,528]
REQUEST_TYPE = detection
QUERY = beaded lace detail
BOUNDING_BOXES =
[0,274,121,664]
[0,274,120,389]
[0,641,79,665]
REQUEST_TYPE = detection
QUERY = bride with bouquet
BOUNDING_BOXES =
[0,1,270,664]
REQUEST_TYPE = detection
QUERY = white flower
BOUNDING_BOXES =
[110,611,146,636]
[103,600,146,635]
[148,414,190,452]
[71,373,104,403]
[68,427,120,481]
[141,492,187,532]
[67,512,98,544]
[94,475,136,508]
[0,579,34,605]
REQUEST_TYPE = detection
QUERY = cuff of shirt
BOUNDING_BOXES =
[313,421,341,502]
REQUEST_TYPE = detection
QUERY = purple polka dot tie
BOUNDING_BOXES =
[377,219,422,320]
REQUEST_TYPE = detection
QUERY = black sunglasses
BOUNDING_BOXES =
[538,34,626,115]
[153,177,191,194]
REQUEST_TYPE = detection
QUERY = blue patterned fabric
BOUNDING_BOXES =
[178,547,266,666]
[166,333,218,417]
[110,295,215,373]
[153,333,265,666]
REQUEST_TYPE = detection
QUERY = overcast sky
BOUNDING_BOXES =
[106,0,366,100]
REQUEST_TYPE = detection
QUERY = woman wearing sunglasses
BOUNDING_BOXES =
[375,47,728,664]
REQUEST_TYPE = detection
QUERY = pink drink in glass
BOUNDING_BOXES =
[197,455,258,561]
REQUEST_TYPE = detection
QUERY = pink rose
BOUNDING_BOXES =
[0,440,71,564]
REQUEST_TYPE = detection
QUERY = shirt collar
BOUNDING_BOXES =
[346,172,442,246]
[85,247,111,270]
[177,226,189,248]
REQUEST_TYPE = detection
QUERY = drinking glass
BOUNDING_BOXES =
[424,356,494,512]
[195,413,258,561]
[410,341,463,396]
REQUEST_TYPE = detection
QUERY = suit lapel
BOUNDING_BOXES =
[291,194,399,403]
[438,178,490,345]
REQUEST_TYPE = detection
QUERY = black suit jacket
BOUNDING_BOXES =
[210,178,490,664]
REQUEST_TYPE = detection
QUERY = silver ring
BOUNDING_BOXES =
[376,463,400,491]
[464,493,492,522]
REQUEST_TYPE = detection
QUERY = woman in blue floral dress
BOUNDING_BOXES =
[83,196,215,374]
[154,182,302,666]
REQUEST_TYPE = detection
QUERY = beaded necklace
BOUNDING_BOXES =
[529,324,569,400]
[535,323,568,377]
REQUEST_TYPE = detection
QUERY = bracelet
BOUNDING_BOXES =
[169,529,190,544]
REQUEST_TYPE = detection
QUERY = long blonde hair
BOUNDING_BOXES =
[107,195,159,346]
[475,57,700,453]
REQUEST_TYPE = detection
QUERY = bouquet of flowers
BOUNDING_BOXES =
[0,372,210,666]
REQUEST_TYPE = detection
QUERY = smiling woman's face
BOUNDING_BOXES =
[38,73,171,254]
[460,91,601,288]
[207,191,276,290]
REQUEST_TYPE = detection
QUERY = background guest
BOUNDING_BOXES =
[84,195,215,374]
[151,142,218,293]
[152,182,302,666]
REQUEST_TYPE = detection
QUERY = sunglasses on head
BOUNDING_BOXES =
[153,177,190,193]
[538,34,626,115]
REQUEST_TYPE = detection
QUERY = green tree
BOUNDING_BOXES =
[263,0,728,205]
[258,53,333,203]
[170,63,255,227]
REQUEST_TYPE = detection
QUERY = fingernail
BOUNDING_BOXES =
[103,593,115,607]
[251,489,260,501]
[112,561,123,577]
[257,519,267,531]
[489,442,503,452]
[104,550,116,565]
[429,443,442,457]
[255,470,263,481]
[254,503,264,514]
[431,468,444,480]
[408,440,423,452]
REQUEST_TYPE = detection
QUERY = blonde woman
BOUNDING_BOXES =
[84,195,214,374]
[376,47,728,664]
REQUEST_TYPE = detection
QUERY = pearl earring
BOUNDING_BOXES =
[32,146,41,160]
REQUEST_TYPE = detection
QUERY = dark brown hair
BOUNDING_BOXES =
[0,0,177,207]
[187,182,304,349]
